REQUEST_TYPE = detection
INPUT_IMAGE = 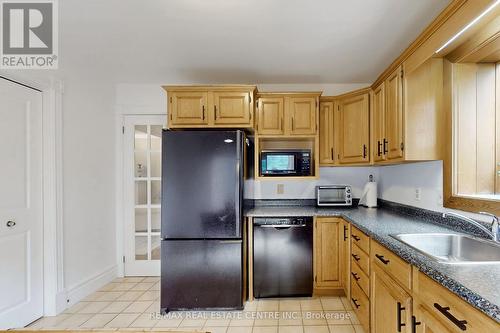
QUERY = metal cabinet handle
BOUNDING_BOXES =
[363,144,367,158]
[331,148,334,161]
[351,298,360,309]
[375,254,390,265]
[434,303,467,331]
[202,105,205,120]
[377,141,382,156]
[352,235,360,241]
[397,302,406,332]
[383,138,388,154]
[214,105,217,120]
[352,254,360,261]
[343,225,348,241]
[351,272,360,281]
[411,316,421,333]
[6,220,16,228]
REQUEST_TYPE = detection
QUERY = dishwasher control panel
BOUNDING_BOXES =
[253,216,313,226]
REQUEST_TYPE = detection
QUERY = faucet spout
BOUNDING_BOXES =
[442,211,498,242]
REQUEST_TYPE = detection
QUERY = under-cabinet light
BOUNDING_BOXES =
[435,0,500,54]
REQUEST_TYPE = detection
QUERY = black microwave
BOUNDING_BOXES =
[260,150,311,176]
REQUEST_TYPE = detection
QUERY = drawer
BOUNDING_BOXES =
[351,242,370,276]
[416,272,499,332]
[350,278,370,332]
[371,240,412,290]
[351,226,370,254]
[350,260,369,297]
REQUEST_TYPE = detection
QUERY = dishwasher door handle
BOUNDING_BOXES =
[257,224,307,228]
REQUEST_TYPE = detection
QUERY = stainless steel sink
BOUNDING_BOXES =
[390,233,500,264]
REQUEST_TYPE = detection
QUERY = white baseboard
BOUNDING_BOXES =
[61,265,118,309]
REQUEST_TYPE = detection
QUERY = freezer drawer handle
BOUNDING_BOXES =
[258,224,307,228]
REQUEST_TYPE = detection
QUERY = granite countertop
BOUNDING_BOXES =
[245,204,500,322]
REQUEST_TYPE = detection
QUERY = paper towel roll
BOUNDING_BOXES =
[359,181,377,208]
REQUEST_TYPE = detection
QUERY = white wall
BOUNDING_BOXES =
[62,77,117,301]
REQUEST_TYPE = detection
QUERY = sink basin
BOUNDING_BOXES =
[390,233,500,264]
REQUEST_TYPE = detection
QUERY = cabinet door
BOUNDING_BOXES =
[371,265,412,333]
[319,101,335,164]
[414,304,452,333]
[337,93,370,164]
[169,91,208,126]
[289,97,317,135]
[340,220,351,298]
[314,218,341,289]
[385,66,404,160]
[257,97,284,135]
[372,83,386,162]
[213,92,252,125]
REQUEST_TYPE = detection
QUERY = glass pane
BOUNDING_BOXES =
[135,208,148,232]
[134,125,148,150]
[134,151,148,178]
[151,180,161,205]
[151,208,161,232]
[151,236,161,260]
[135,236,148,260]
[151,151,161,177]
[151,125,163,151]
[135,181,147,205]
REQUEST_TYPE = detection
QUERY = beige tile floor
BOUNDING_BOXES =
[27,277,364,332]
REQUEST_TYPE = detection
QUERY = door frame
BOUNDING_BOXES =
[0,74,65,317]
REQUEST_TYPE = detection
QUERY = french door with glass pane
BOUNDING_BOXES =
[123,115,166,276]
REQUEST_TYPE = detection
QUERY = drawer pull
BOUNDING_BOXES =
[351,298,360,309]
[397,302,406,332]
[411,316,421,333]
[352,254,360,261]
[434,303,467,331]
[352,235,361,241]
[375,254,390,265]
[351,272,360,281]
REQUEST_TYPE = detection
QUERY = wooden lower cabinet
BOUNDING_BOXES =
[314,217,343,292]
[340,220,350,297]
[371,264,412,333]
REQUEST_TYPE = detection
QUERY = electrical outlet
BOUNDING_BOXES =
[277,184,284,195]
[415,188,421,201]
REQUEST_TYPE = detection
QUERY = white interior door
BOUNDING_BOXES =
[0,79,43,329]
[123,115,166,276]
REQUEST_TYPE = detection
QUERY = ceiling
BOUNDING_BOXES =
[53,0,450,84]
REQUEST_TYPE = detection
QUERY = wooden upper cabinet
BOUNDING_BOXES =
[372,84,386,162]
[314,217,342,289]
[169,91,208,126]
[385,66,404,161]
[319,100,335,164]
[164,86,256,129]
[337,91,370,164]
[213,91,252,125]
[371,265,412,333]
[257,97,284,135]
[289,97,317,135]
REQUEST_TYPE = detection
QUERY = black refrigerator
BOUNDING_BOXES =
[161,130,245,313]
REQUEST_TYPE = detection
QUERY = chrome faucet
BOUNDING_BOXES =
[442,211,499,242]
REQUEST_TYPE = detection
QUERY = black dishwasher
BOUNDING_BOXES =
[253,216,313,298]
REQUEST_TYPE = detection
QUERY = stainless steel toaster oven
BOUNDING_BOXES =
[316,185,352,206]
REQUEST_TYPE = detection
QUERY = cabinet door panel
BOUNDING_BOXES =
[372,84,386,162]
[371,265,412,333]
[170,92,208,125]
[214,92,251,125]
[319,101,335,164]
[340,220,350,297]
[257,97,284,135]
[314,218,341,288]
[337,93,370,164]
[289,97,316,135]
[386,66,404,160]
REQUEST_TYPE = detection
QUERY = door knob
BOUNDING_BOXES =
[6,220,16,228]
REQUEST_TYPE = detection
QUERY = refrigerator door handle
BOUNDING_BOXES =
[218,240,243,244]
